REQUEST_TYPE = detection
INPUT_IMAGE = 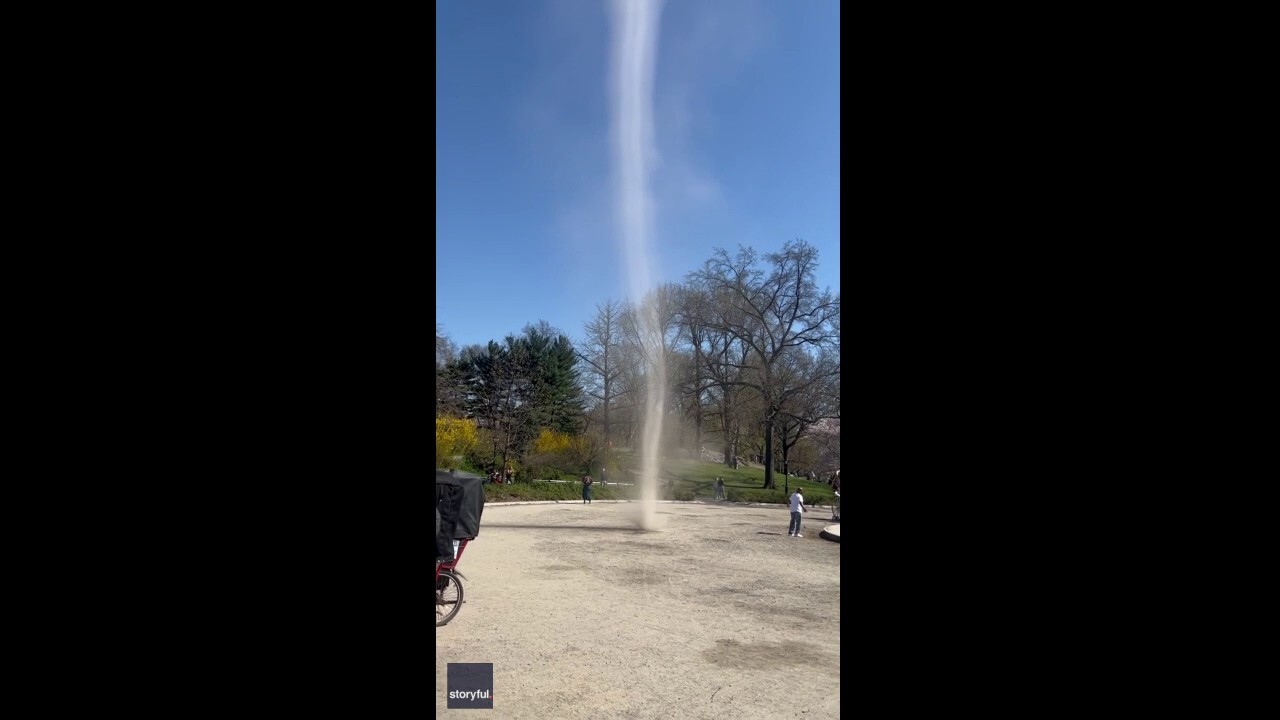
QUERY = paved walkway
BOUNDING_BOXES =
[437,501,840,718]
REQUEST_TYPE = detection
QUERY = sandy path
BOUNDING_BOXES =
[435,501,841,719]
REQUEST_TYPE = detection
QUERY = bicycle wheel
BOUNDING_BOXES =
[436,570,464,626]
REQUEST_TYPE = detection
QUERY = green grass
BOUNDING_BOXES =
[483,481,627,503]
[461,448,834,506]
[610,451,835,506]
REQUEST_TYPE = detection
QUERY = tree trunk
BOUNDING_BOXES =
[722,391,734,466]
[490,419,501,468]
[762,418,775,489]
[694,410,702,460]
[692,342,703,457]
[602,370,611,447]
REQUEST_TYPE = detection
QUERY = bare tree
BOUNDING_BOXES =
[673,285,714,459]
[436,325,462,416]
[707,325,754,467]
[688,240,839,489]
[619,284,682,455]
[775,345,841,480]
[436,324,455,368]
[576,299,629,449]
[620,284,682,372]
[807,417,841,477]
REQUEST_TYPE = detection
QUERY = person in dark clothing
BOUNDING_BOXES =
[581,475,594,504]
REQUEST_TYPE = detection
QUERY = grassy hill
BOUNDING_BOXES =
[609,449,836,506]
[465,448,837,506]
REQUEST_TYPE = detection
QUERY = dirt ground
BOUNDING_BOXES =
[435,501,841,719]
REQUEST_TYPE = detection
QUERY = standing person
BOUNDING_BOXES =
[715,478,726,500]
[581,474,594,504]
[788,487,806,538]
[600,467,608,487]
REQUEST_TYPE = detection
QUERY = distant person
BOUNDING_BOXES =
[716,478,726,500]
[600,467,608,486]
[788,488,806,538]
[581,474,594,504]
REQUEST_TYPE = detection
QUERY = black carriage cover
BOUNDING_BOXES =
[436,470,484,562]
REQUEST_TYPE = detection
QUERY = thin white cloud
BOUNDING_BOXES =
[651,0,771,232]
[519,0,774,298]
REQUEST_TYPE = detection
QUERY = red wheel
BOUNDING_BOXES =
[436,570,463,626]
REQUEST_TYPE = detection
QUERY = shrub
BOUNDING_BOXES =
[530,428,607,478]
[522,452,562,481]
[483,483,572,502]
[483,480,624,503]
[726,488,789,505]
[672,488,695,502]
[805,491,832,507]
[436,417,478,469]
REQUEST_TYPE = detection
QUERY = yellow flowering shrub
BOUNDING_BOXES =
[436,417,478,468]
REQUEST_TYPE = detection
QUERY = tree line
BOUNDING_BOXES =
[436,239,840,489]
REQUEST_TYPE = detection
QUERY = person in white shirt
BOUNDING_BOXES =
[788,489,805,537]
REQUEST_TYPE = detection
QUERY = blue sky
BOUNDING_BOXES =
[437,0,840,351]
